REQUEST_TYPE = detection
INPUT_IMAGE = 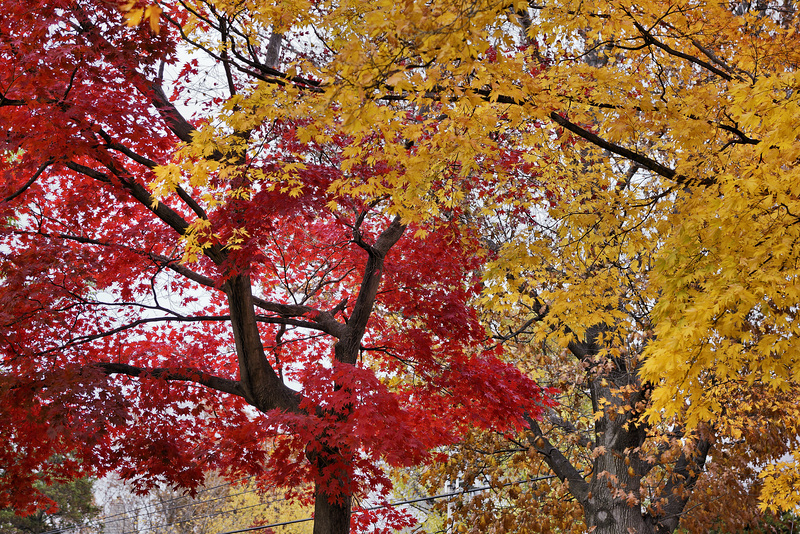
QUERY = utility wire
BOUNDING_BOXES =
[38,476,255,534]
[119,494,287,534]
[216,475,558,534]
[46,473,556,534]
[145,483,272,518]
[98,476,249,524]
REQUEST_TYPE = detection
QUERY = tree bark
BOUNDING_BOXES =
[225,273,301,413]
[312,450,353,534]
[526,325,712,534]
[313,487,351,534]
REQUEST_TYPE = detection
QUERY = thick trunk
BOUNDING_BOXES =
[309,218,405,534]
[313,484,352,534]
[224,273,300,413]
[529,326,712,534]
[585,501,652,534]
[533,384,711,534]
[223,219,404,534]
[584,449,652,534]
[308,442,353,534]
[583,371,651,533]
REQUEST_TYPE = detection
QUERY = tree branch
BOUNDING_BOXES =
[623,11,733,81]
[648,436,712,533]
[524,414,591,507]
[96,128,209,220]
[334,216,406,364]
[62,160,226,264]
[145,79,197,144]
[224,273,302,413]
[40,315,232,355]
[690,39,740,79]
[63,161,188,233]
[546,412,594,450]
[3,158,54,203]
[147,252,348,337]
[348,217,405,337]
[93,362,246,399]
[547,112,714,186]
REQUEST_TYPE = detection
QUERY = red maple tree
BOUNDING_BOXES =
[0,2,551,533]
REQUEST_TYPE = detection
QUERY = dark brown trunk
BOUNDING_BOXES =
[528,326,711,534]
[308,218,405,534]
[313,483,352,534]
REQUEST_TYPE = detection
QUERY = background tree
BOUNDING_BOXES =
[0,476,99,534]
[97,473,312,534]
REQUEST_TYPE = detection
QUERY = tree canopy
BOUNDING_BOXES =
[0,1,548,532]
[2,0,800,532]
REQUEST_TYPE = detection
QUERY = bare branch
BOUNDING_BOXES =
[40,315,232,355]
[147,252,347,337]
[525,414,591,507]
[93,362,246,399]
[3,158,54,203]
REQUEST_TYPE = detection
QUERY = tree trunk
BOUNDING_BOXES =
[584,449,653,534]
[313,484,352,534]
[527,326,711,534]
[308,218,405,534]
[585,502,652,534]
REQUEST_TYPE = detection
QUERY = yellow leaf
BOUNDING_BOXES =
[123,8,143,27]
[145,5,162,34]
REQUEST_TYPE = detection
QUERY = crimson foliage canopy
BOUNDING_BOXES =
[0,1,549,530]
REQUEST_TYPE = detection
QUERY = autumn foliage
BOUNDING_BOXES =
[0,1,550,530]
[4,0,800,532]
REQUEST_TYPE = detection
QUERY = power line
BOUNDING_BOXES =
[98,478,243,523]
[45,473,556,534]
[216,475,558,534]
[146,483,270,518]
[38,476,256,534]
[118,493,287,534]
